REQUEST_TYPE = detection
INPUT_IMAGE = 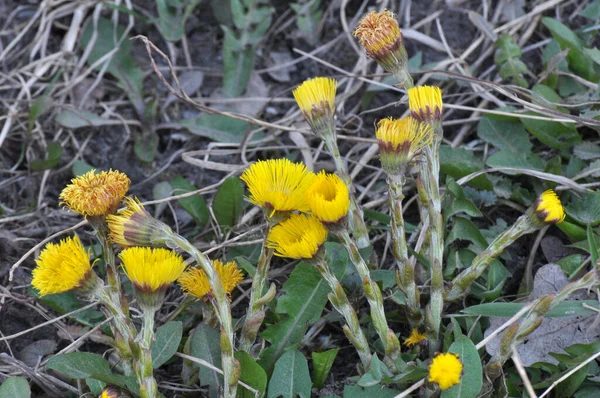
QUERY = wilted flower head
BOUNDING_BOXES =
[59,169,130,217]
[267,214,328,259]
[106,197,172,247]
[119,247,186,311]
[306,171,350,223]
[178,259,244,299]
[376,116,433,174]
[428,352,463,390]
[408,86,443,125]
[240,159,316,215]
[293,77,337,135]
[533,190,565,225]
[403,329,426,347]
[32,236,101,297]
[354,10,410,84]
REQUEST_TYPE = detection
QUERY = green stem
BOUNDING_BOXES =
[313,254,372,369]
[337,230,400,367]
[135,310,157,398]
[446,215,537,302]
[387,175,421,328]
[167,233,238,398]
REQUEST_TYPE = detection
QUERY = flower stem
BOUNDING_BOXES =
[313,254,372,369]
[336,230,400,367]
[387,175,421,328]
[167,232,239,398]
[135,310,157,398]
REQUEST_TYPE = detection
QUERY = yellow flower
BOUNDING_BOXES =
[408,86,443,124]
[353,10,408,77]
[119,247,185,293]
[404,329,426,347]
[376,117,433,174]
[293,77,337,134]
[107,197,172,247]
[59,169,130,216]
[306,171,350,223]
[240,159,316,214]
[534,190,565,224]
[99,386,122,398]
[179,259,244,298]
[267,214,328,259]
[32,236,98,297]
[428,352,463,390]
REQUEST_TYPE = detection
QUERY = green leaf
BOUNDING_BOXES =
[151,321,182,368]
[178,114,254,143]
[156,0,200,42]
[33,291,105,327]
[235,351,268,398]
[80,18,144,112]
[494,34,522,65]
[259,242,348,373]
[588,224,599,265]
[557,364,589,397]
[485,150,545,172]
[574,142,600,160]
[444,178,482,221]
[30,142,63,170]
[463,300,600,318]
[532,84,568,113]
[222,27,254,97]
[575,386,600,398]
[212,176,244,230]
[446,217,488,250]
[357,354,392,387]
[477,117,532,153]
[190,323,222,396]
[521,115,581,149]
[343,384,401,398]
[0,377,30,398]
[85,378,105,395]
[557,254,586,278]
[583,47,600,66]
[72,160,95,177]
[441,336,482,398]
[439,146,492,190]
[152,181,173,218]
[567,191,600,226]
[134,132,158,163]
[171,176,209,228]
[267,349,312,398]
[312,349,339,389]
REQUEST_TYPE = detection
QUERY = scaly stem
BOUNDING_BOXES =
[135,310,157,398]
[337,230,400,367]
[313,254,372,369]
[387,175,421,328]
[167,232,238,398]
[240,218,276,353]
[321,129,370,250]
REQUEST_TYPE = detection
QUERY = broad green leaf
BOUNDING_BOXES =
[557,364,589,397]
[156,0,200,42]
[521,115,581,149]
[485,150,545,172]
[494,34,522,65]
[72,160,95,177]
[30,142,63,171]
[0,377,30,398]
[574,142,600,160]
[80,18,144,111]
[267,349,311,398]
[532,84,568,113]
[134,132,158,163]
[312,349,339,389]
[190,323,222,397]
[584,47,600,66]
[444,178,482,221]
[171,176,210,229]
[446,217,488,250]
[259,243,348,373]
[33,290,105,327]
[581,0,600,19]
[439,146,492,190]
[85,378,105,395]
[222,27,254,97]
[343,384,401,398]
[212,176,244,230]
[441,336,482,398]
[463,300,600,317]
[235,351,268,398]
[557,254,586,278]
[55,109,108,128]
[357,354,392,388]
[567,191,600,226]
[151,321,183,368]
[477,117,531,153]
[575,386,600,398]
[179,114,254,143]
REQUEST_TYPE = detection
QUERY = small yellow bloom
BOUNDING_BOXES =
[293,77,337,134]
[99,386,122,398]
[107,197,172,247]
[404,329,426,347]
[428,352,463,390]
[240,159,316,214]
[32,236,96,297]
[408,86,443,124]
[179,259,244,298]
[267,214,328,259]
[306,171,350,223]
[534,190,565,224]
[119,247,186,293]
[376,116,433,174]
[59,169,130,216]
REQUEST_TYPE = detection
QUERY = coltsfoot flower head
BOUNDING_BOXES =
[376,116,433,174]
[100,386,130,398]
[293,77,337,135]
[306,171,350,223]
[32,236,101,297]
[354,10,410,83]
[408,86,443,125]
[240,159,316,215]
[404,329,426,347]
[59,169,130,217]
[428,352,463,390]
[267,214,328,259]
[532,189,565,225]
[119,247,186,311]
[107,197,173,247]
[179,259,244,299]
